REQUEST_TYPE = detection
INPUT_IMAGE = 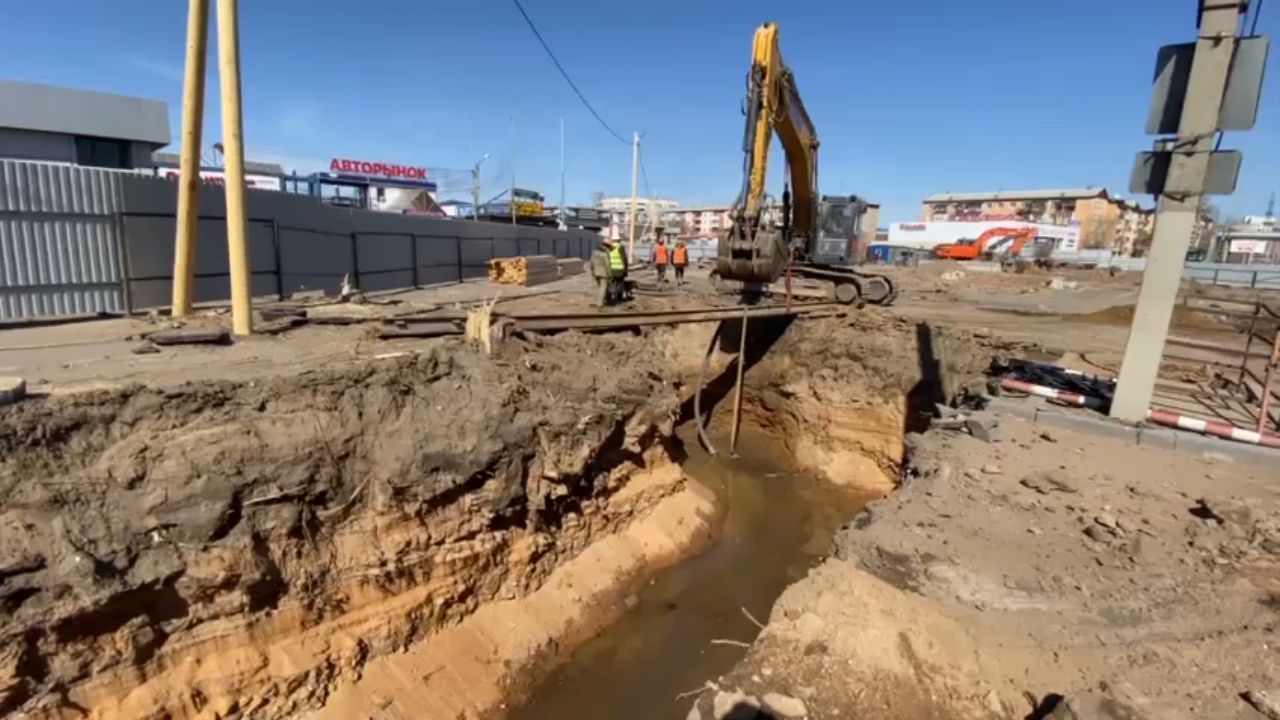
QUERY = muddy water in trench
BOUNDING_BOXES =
[512,426,869,719]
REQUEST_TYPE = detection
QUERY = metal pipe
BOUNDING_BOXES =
[216,0,252,335]
[1147,407,1280,448]
[694,321,723,456]
[171,0,210,317]
[1257,329,1280,433]
[729,308,749,455]
[999,378,1108,410]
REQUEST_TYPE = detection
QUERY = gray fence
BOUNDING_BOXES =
[0,160,597,321]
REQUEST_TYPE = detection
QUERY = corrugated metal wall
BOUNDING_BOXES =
[0,160,125,320]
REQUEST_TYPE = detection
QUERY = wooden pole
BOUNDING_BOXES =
[171,0,210,317]
[216,0,252,335]
[628,132,639,260]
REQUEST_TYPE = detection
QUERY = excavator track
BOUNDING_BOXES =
[793,264,898,306]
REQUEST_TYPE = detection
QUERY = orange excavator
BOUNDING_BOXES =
[933,226,1037,261]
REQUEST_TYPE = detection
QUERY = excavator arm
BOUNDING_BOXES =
[739,23,818,239]
[720,22,819,283]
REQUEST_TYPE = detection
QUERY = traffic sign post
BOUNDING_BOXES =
[1111,0,1265,423]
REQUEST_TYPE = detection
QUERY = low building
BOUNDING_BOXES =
[0,80,169,168]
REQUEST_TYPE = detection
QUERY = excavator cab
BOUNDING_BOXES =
[809,196,867,266]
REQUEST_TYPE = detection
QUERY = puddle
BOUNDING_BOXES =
[511,426,869,719]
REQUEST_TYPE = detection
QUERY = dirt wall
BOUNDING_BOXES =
[0,333,687,719]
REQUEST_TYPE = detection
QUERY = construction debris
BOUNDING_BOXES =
[488,255,560,287]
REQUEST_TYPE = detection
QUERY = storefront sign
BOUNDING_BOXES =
[157,167,282,191]
[899,223,927,231]
[1229,239,1268,254]
[329,158,427,180]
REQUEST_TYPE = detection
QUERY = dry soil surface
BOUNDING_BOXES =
[692,413,1280,720]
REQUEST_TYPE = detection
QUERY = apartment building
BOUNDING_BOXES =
[921,188,1153,252]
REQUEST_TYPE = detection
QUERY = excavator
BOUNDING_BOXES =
[933,226,1038,262]
[715,22,896,305]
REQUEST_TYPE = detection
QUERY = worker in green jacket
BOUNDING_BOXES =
[596,239,629,306]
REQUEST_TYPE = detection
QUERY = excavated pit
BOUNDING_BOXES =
[0,311,1007,719]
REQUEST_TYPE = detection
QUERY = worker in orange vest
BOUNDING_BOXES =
[653,234,670,283]
[672,238,689,286]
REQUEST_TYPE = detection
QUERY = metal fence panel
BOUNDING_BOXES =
[0,162,125,320]
[0,159,124,214]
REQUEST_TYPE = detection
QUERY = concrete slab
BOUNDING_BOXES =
[0,376,25,406]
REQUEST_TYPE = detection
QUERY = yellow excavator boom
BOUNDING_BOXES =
[742,22,818,237]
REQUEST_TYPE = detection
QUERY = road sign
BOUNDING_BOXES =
[1129,149,1241,195]
[1146,36,1269,134]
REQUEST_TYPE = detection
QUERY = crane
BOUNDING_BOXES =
[716,22,896,305]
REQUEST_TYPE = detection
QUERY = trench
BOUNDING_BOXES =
[0,314,936,719]
[512,422,871,719]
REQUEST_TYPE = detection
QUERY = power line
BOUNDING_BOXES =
[510,0,629,145]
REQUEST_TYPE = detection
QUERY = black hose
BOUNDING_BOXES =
[694,321,724,456]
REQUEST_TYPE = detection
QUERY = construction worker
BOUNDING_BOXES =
[591,238,611,306]
[653,234,670,283]
[672,238,689,285]
[597,239,629,306]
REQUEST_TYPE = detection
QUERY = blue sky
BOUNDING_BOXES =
[2,0,1277,223]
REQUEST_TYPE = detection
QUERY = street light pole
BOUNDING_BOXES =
[628,131,640,259]
[471,153,489,221]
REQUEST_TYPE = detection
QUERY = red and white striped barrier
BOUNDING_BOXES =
[1146,407,1280,448]
[998,378,1109,410]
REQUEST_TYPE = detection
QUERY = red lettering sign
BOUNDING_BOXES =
[328,158,427,180]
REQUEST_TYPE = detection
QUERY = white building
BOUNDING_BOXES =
[887,220,1080,253]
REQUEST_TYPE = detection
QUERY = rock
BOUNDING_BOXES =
[713,689,760,719]
[1095,513,1119,530]
[981,464,1002,475]
[685,703,706,720]
[1039,430,1058,443]
[966,413,1003,442]
[964,468,982,480]
[1042,692,1148,719]
[1243,689,1280,720]
[0,377,26,406]
[1021,470,1079,495]
[1047,277,1079,290]
[983,689,1006,716]
[1195,497,1254,527]
[761,692,807,718]
[131,342,161,355]
[940,270,966,282]
[1084,524,1114,543]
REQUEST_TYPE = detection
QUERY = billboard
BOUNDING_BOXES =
[155,167,282,191]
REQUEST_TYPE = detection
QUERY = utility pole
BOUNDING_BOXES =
[471,153,489,221]
[1109,0,1246,421]
[628,131,640,259]
[216,0,252,336]
[559,117,567,230]
[171,0,209,317]
[510,116,517,226]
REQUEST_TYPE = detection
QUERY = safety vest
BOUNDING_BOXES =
[654,244,669,264]
[673,244,688,265]
[608,245,625,272]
